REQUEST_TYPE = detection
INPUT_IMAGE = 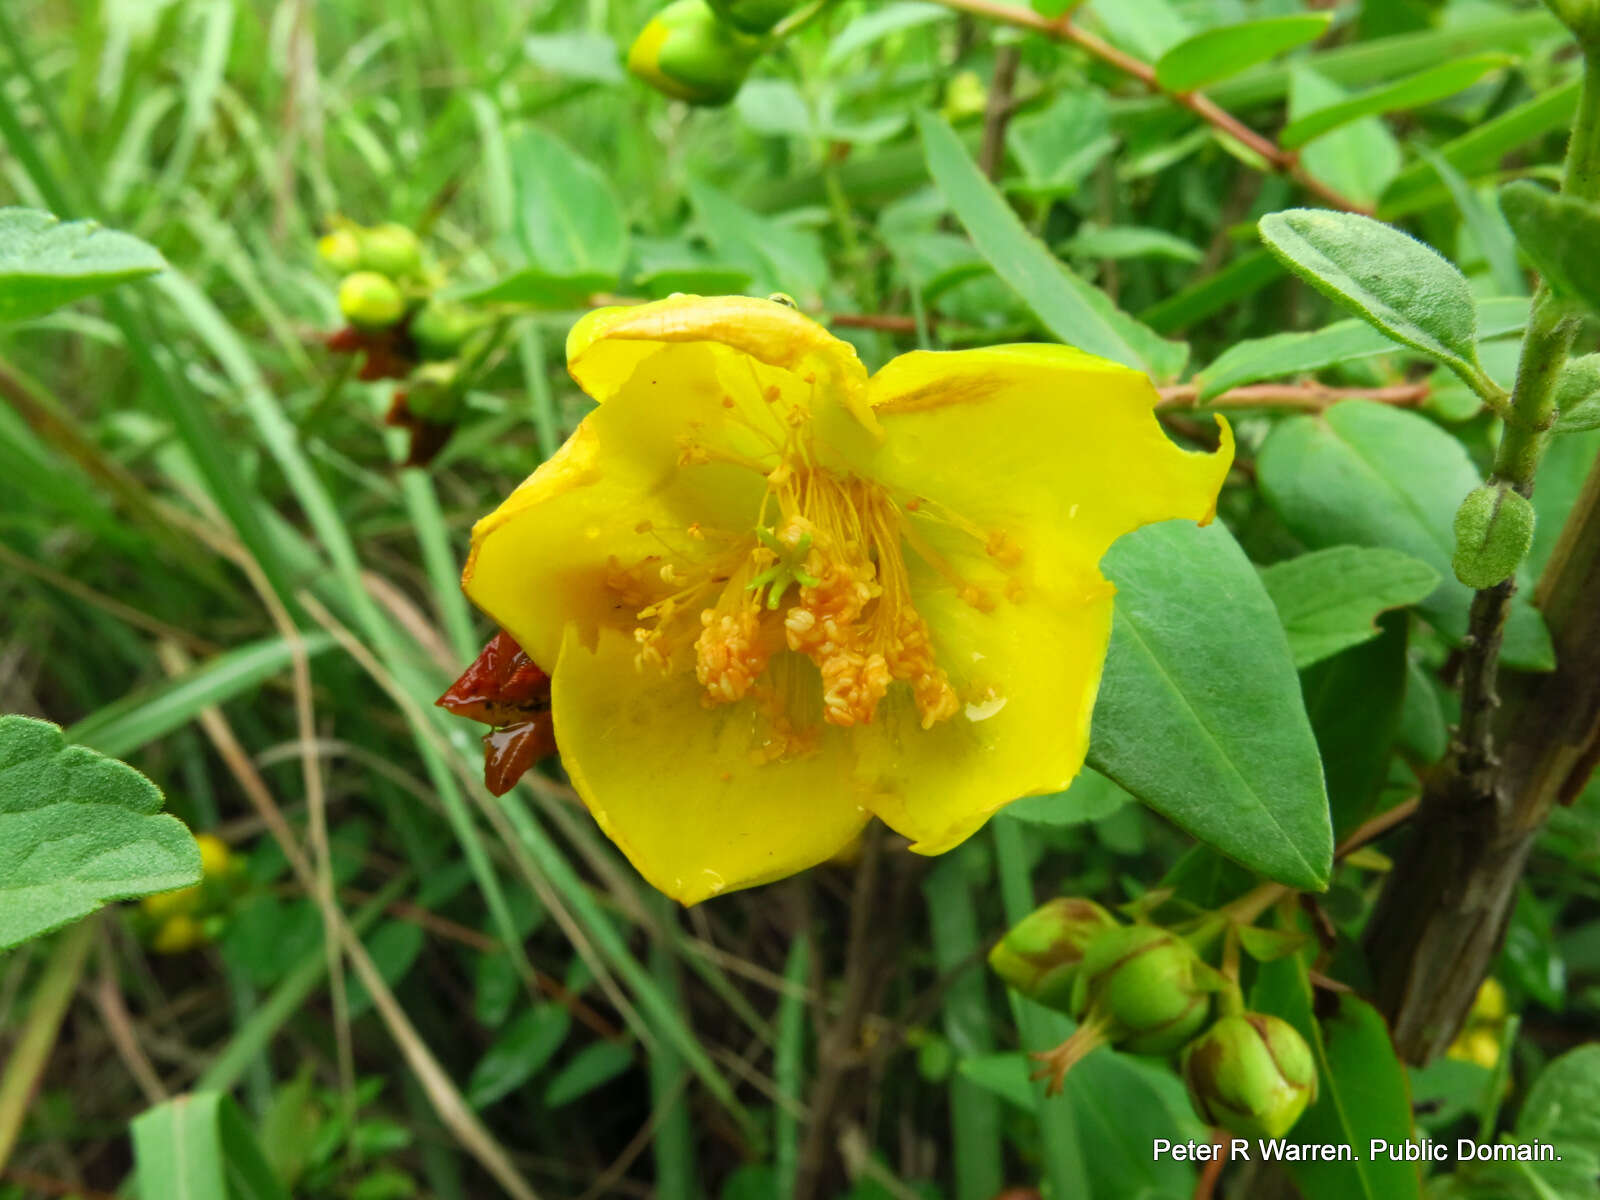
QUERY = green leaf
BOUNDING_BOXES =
[1261,546,1439,669]
[1154,15,1332,93]
[522,32,623,83]
[1254,959,1422,1200]
[452,267,615,309]
[1499,1045,1600,1195]
[67,633,335,759]
[133,1092,289,1200]
[542,1040,635,1108]
[1379,80,1581,219]
[0,716,200,950]
[1257,400,1553,670]
[1195,297,1529,400]
[1002,767,1131,828]
[1258,208,1483,383]
[1532,429,1600,580]
[1554,354,1600,432]
[467,1005,572,1108]
[687,180,828,307]
[1089,520,1333,891]
[508,127,627,278]
[1006,92,1115,199]
[823,1,949,67]
[1290,68,1400,211]
[345,920,425,1019]
[1082,0,1191,59]
[917,111,1187,381]
[0,207,165,322]
[1500,180,1600,314]
[1279,55,1512,149]
[1064,224,1202,264]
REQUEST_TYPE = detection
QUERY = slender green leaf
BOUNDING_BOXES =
[1064,224,1202,264]
[1290,68,1400,211]
[1261,546,1439,669]
[132,1092,288,1200]
[1196,297,1529,400]
[522,32,623,82]
[452,267,614,308]
[67,634,335,758]
[687,179,827,307]
[1258,208,1482,382]
[1155,16,1332,93]
[1280,56,1512,149]
[0,207,163,321]
[509,127,627,278]
[1421,146,1526,297]
[918,112,1187,380]
[467,1005,572,1108]
[0,716,200,950]
[1090,520,1333,891]
[543,1041,635,1109]
[1257,400,1552,669]
[823,1,949,66]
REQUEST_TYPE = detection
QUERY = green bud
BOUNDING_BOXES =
[627,0,762,107]
[988,898,1119,1012]
[706,0,797,34]
[360,222,423,278]
[404,361,463,422]
[1543,0,1600,50]
[318,228,363,273]
[1072,925,1213,1054]
[1451,482,1535,590]
[411,299,479,360]
[337,271,405,330]
[1181,1013,1318,1138]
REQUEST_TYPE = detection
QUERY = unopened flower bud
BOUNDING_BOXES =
[317,228,362,273]
[1181,1013,1317,1138]
[403,361,463,422]
[359,222,423,278]
[989,898,1119,1012]
[706,0,798,34]
[338,271,405,330]
[411,299,479,360]
[150,913,204,955]
[1451,482,1534,590]
[194,832,233,880]
[1072,924,1213,1054]
[627,0,762,107]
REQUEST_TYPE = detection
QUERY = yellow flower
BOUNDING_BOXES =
[462,295,1232,904]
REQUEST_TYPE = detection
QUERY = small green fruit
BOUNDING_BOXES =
[411,300,479,359]
[1451,482,1534,590]
[360,222,423,278]
[988,898,1119,1012]
[627,0,762,107]
[1181,1013,1318,1138]
[706,0,797,33]
[403,361,463,422]
[1073,924,1213,1054]
[337,271,405,330]
[317,228,363,273]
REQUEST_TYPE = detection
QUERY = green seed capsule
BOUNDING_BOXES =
[411,300,479,359]
[627,0,762,107]
[705,0,797,34]
[1451,482,1534,590]
[318,228,363,273]
[988,898,1119,1012]
[337,271,405,330]
[359,223,423,278]
[1181,1013,1318,1138]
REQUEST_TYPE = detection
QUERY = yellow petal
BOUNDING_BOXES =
[463,340,772,668]
[552,625,870,904]
[567,294,880,433]
[852,545,1115,853]
[862,344,1233,566]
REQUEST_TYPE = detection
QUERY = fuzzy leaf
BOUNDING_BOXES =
[0,208,165,322]
[0,716,200,949]
[1258,208,1482,382]
[1500,180,1600,315]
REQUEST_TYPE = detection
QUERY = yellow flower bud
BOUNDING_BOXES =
[141,883,202,920]
[627,0,762,107]
[151,913,205,955]
[1469,977,1507,1024]
[338,271,405,330]
[194,832,233,880]
[359,222,423,278]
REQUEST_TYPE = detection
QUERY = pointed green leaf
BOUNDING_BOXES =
[132,1092,289,1200]
[1290,68,1400,211]
[1257,400,1552,670]
[467,1005,572,1108]
[0,208,165,322]
[1261,546,1439,669]
[1258,208,1483,382]
[1280,55,1512,149]
[1554,354,1600,432]
[543,1040,636,1108]
[917,111,1187,380]
[1,716,200,950]
[1500,180,1600,315]
[1090,520,1333,891]
[1154,15,1332,93]
[508,128,627,278]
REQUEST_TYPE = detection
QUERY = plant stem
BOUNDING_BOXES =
[0,920,97,1172]
[920,0,1365,212]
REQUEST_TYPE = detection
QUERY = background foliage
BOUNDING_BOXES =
[1,0,1598,1197]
